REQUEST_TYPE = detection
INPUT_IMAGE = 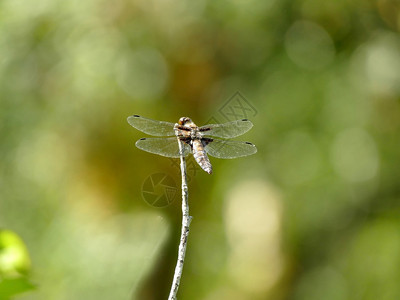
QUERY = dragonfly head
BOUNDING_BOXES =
[178,117,193,126]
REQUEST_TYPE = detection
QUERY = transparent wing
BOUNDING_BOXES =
[204,139,257,159]
[127,115,176,136]
[199,119,253,138]
[135,137,191,158]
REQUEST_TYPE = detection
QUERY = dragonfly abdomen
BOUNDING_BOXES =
[192,139,212,174]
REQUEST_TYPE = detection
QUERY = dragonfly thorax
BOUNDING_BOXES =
[176,117,202,139]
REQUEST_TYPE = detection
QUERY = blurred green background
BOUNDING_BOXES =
[1,0,400,299]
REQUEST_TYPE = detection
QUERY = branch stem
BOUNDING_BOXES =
[168,136,192,300]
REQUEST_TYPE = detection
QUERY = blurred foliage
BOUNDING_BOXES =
[0,278,36,300]
[0,230,35,299]
[1,0,400,299]
[0,230,31,276]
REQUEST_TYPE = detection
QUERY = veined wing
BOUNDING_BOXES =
[127,115,176,136]
[135,137,191,158]
[199,119,253,138]
[204,139,257,159]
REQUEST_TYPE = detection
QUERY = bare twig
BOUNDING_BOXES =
[168,133,192,300]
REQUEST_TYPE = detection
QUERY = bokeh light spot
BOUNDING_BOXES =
[116,47,169,100]
[285,20,335,70]
[350,31,400,97]
[224,180,284,294]
[331,128,379,182]
[272,130,322,186]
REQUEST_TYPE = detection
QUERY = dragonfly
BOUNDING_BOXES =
[127,115,257,174]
